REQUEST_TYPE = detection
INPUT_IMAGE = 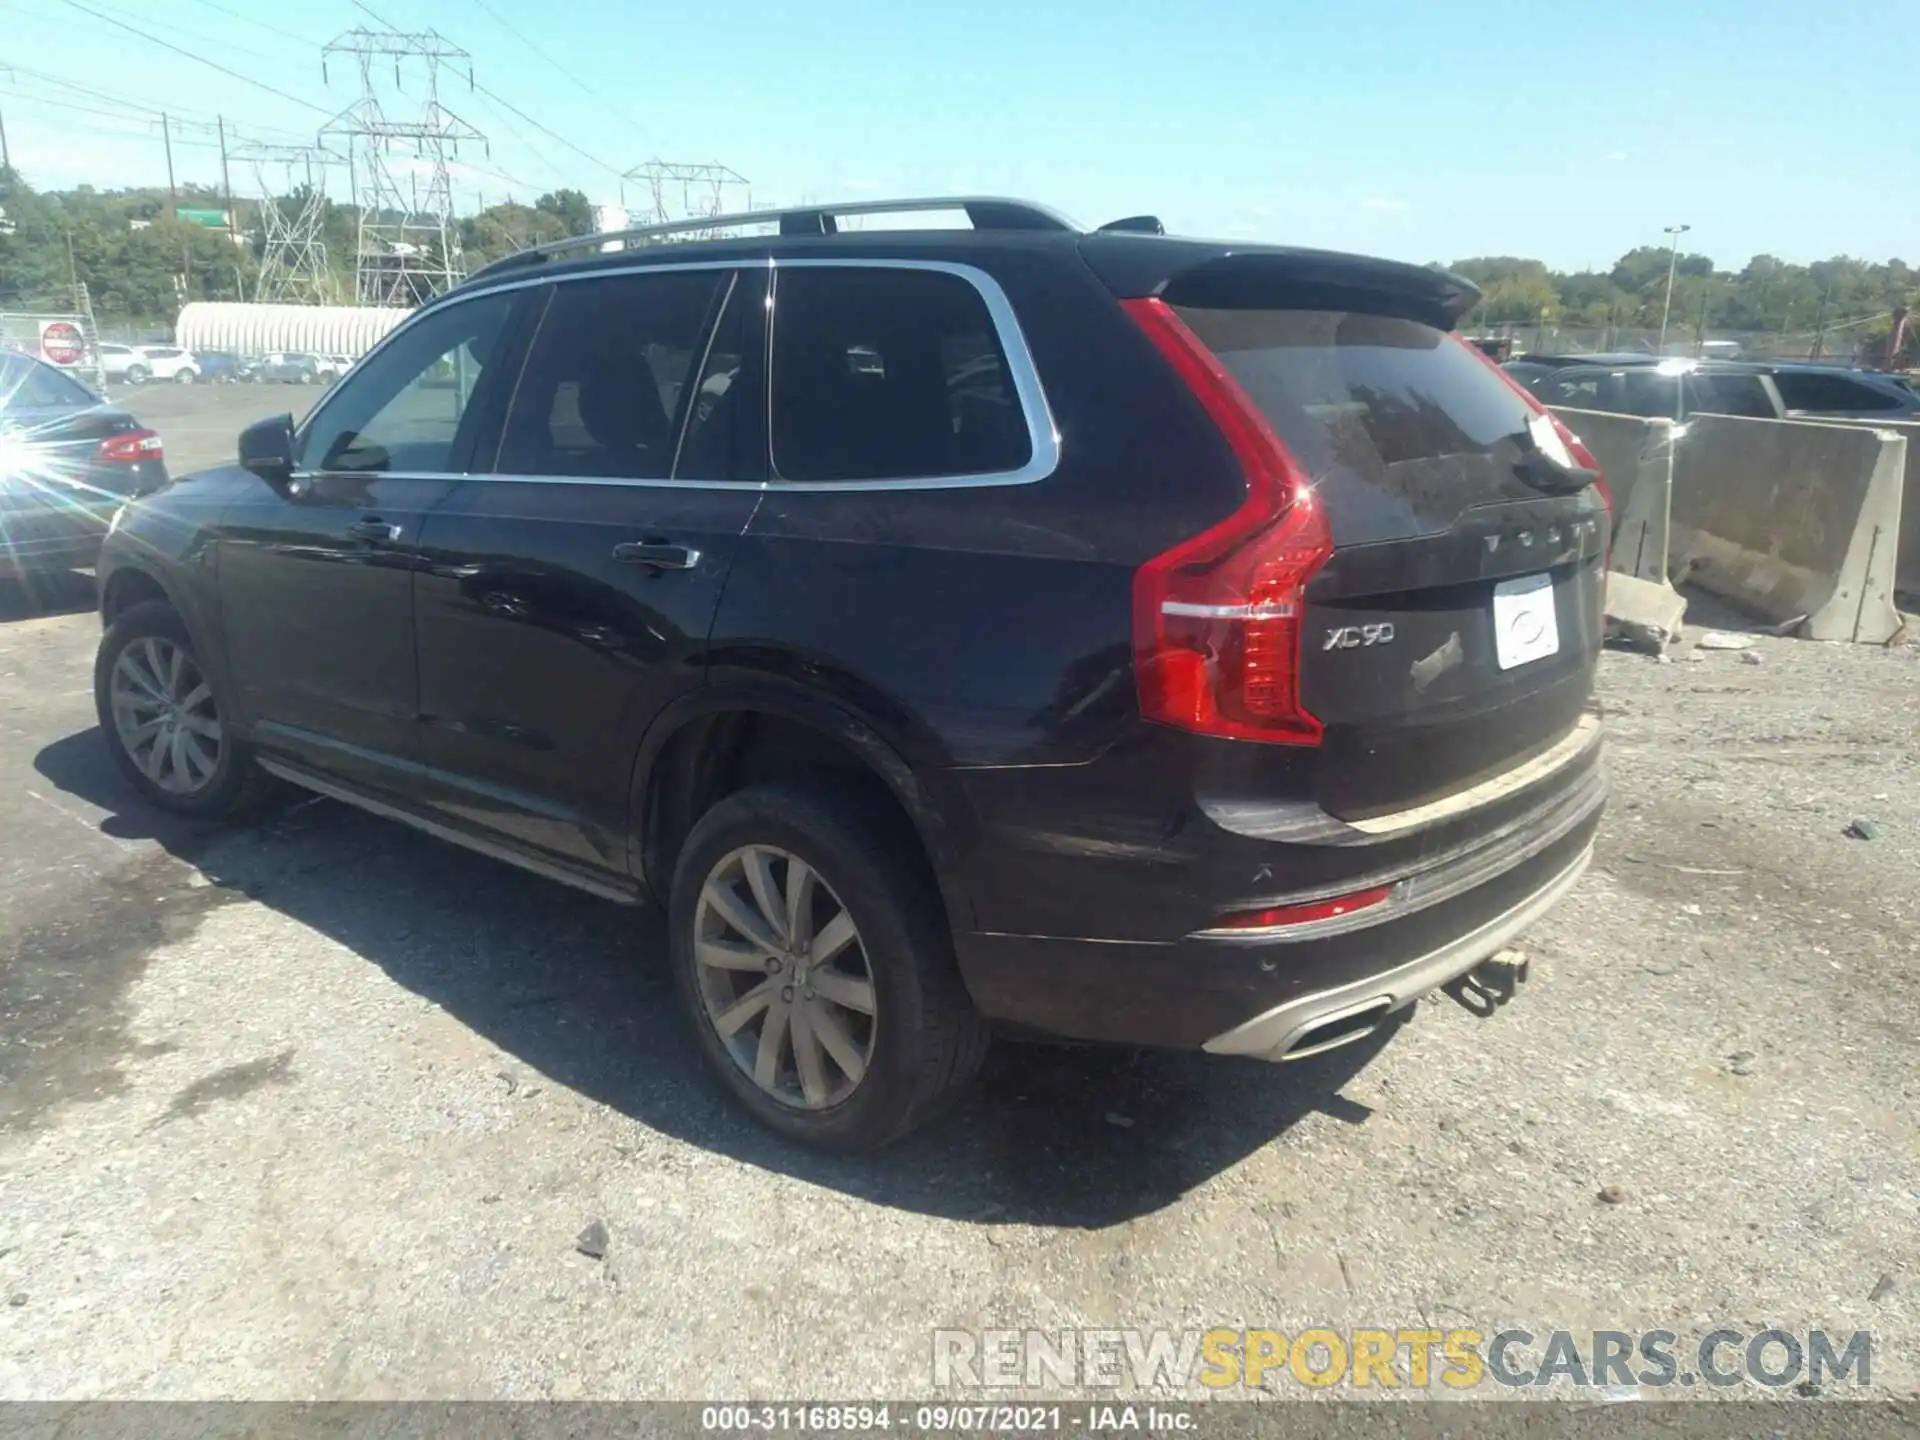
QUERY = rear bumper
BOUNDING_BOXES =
[952,765,1604,1053]
[1202,841,1590,1060]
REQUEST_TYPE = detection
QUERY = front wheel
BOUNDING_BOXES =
[95,599,275,817]
[174,368,197,385]
[669,782,989,1151]
[125,365,150,385]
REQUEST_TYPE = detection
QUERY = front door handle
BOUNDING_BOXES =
[612,541,701,571]
[347,518,402,543]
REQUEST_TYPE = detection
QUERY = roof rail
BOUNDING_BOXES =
[469,196,1080,281]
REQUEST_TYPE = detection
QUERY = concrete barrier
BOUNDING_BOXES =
[1803,418,1920,598]
[1551,407,1677,586]
[1668,414,1907,643]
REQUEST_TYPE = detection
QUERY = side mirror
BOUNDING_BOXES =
[239,414,297,491]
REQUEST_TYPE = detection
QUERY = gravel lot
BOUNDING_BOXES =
[0,391,1915,1401]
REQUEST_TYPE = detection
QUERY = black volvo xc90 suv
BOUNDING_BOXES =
[94,197,1610,1150]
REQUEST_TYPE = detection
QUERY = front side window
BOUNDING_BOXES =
[298,292,514,474]
[770,267,1031,482]
[496,269,728,479]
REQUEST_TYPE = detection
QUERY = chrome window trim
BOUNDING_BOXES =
[294,255,1060,495]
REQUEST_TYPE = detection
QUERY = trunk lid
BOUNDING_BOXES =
[1169,302,1607,820]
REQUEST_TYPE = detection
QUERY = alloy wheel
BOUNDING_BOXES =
[109,636,223,795]
[693,844,877,1110]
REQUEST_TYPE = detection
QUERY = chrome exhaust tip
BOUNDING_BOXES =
[1280,999,1395,1061]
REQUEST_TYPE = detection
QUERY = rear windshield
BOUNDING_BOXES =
[0,354,94,409]
[1173,307,1539,542]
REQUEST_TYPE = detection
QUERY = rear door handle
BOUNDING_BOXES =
[612,542,701,571]
[347,518,402,542]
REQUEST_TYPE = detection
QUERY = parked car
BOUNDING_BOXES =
[0,352,167,578]
[256,352,322,384]
[196,351,257,385]
[137,345,202,384]
[97,342,147,384]
[314,354,355,384]
[1514,356,1920,424]
[93,195,1610,1150]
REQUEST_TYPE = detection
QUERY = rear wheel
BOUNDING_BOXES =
[669,781,989,1151]
[174,368,196,385]
[125,364,150,385]
[95,600,275,818]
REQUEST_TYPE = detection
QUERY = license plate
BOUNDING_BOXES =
[1492,573,1560,670]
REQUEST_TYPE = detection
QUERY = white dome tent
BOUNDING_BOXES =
[175,302,411,360]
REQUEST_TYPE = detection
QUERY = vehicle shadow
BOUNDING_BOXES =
[0,569,96,622]
[35,726,1401,1230]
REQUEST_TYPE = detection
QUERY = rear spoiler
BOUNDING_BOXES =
[1078,233,1481,329]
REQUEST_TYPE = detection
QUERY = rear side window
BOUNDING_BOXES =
[497,270,727,479]
[1173,307,1538,540]
[1685,373,1775,419]
[1772,371,1905,412]
[770,267,1030,482]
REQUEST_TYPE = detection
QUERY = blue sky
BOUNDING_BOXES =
[0,0,1909,272]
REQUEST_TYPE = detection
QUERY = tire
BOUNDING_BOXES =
[174,368,196,385]
[126,365,150,385]
[669,781,989,1151]
[94,599,277,818]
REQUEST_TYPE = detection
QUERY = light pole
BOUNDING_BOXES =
[1657,223,1691,354]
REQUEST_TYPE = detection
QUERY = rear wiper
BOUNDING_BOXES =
[1512,418,1601,494]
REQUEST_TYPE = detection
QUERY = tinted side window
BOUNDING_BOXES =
[1772,371,1903,412]
[771,267,1031,482]
[298,293,514,473]
[1540,371,1608,409]
[1686,373,1775,419]
[1620,370,1683,418]
[497,269,726,479]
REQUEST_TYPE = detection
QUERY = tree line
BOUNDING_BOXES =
[1447,248,1917,360]
[0,166,599,330]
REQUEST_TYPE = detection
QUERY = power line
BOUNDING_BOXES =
[351,0,623,182]
[71,0,286,68]
[470,81,623,181]
[53,0,333,117]
[468,0,648,145]
[462,91,573,190]
[0,68,317,156]
[0,58,283,135]
[182,0,322,49]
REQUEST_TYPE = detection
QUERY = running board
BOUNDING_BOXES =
[254,757,643,907]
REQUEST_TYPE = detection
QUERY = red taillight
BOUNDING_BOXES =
[1123,296,1333,746]
[96,429,163,464]
[1214,885,1393,931]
